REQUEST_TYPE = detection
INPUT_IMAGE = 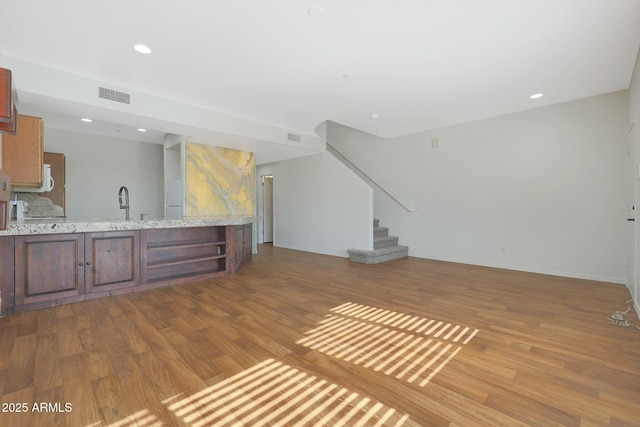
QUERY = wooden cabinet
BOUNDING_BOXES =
[14,233,85,308]
[233,223,252,272]
[2,224,251,315]
[0,68,18,134]
[0,236,15,315]
[13,230,139,311]
[85,231,139,293]
[0,169,9,230]
[2,114,44,187]
[141,226,227,285]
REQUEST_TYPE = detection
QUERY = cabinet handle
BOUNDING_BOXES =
[79,262,84,266]
[86,261,91,266]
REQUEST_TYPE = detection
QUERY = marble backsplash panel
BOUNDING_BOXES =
[12,192,64,218]
[185,143,255,217]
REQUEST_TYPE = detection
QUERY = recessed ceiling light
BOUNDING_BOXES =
[307,5,325,18]
[530,93,544,99]
[133,44,151,54]
[81,118,92,122]
[137,128,147,132]
[369,113,379,119]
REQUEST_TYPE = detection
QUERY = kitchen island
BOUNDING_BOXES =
[0,217,253,315]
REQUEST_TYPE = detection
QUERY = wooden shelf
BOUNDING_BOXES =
[147,240,226,249]
[146,256,226,283]
[147,254,226,267]
[141,226,232,286]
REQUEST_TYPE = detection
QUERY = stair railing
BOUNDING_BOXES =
[327,141,415,213]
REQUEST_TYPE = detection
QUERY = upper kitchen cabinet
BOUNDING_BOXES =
[0,68,18,134]
[2,114,44,187]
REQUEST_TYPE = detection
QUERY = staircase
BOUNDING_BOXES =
[348,219,409,264]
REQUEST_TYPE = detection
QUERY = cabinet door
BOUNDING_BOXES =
[0,68,17,133]
[1,115,44,187]
[15,234,84,307]
[234,224,244,269]
[243,223,252,260]
[85,231,139,293]
[0,236,15,315]
[233,223,252,271]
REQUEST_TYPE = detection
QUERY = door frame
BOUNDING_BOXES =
[627,120,636,291]
[258,174,274,244]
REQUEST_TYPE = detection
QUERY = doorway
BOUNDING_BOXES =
[627,120,636,292]
[630,116,640,309]
[262,175,274,243]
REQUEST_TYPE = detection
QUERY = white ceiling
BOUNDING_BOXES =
[1,0,639,147]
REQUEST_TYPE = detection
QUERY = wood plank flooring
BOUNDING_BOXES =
[1,244,639,426]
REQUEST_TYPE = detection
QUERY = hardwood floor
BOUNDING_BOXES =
[1,244,639,426]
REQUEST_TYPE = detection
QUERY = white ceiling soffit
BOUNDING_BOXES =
[0,0,639,141]
[16,92,319,165]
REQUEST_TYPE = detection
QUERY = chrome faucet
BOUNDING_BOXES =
[118,186,130,220]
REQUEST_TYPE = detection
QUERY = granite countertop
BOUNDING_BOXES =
[0,216,254,236]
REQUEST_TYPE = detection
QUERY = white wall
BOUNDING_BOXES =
[258,151,372,257]
[0,56,325,159]
[629,48,640,309]
[44,128,164,220]
[331,91,629,283]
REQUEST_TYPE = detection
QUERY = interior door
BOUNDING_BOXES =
[262,175,274,243]
[631,116,640,307]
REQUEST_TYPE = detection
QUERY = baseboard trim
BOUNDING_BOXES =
[413,255,626,285]
[268,244,625,284]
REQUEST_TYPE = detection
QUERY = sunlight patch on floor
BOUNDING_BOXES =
[297,302,478,387]
[87,409,162,427]
[162,358,417,427]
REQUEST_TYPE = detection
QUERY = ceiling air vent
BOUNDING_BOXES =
[287,133,301,142]
[98,87,130,104]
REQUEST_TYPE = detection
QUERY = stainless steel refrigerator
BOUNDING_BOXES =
[165,179,183,219]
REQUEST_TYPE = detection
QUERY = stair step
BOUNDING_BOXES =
[374,227,389,238]
[349,219,408,264]
[374,235,399,249]
[348,245,409,264]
